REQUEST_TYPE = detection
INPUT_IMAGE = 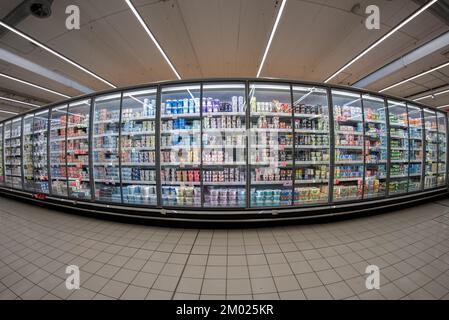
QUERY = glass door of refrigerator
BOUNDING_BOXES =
[120,89,157,206]
[93,95,121,203]
[388,101,409,195]
[11,118,23,190]
[160,85,201,207]
[4,122,12,187]
[50,106,68,197]
[23,115,34,192]
[362,95,387,199]
[437,112,447,187]
[68,100,92,200]
[202,83,247,208]
[33,110,49,194]
[292,86,329,205]
[332,90,364,202]
[407,105,424,192]
[249,84,293,207]
[0,124,3,186]
[424,108,438,189]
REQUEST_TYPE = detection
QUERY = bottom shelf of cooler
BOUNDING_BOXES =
[161,185,201,207]
[204,187,246,208]
[250,188,293,207]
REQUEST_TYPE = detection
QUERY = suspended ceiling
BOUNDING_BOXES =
[0,0,448,121]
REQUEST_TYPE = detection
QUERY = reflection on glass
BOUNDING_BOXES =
[160,85,201,207]
[437,113,447,187]
[68,100,91,200]
[333,90,364,201]
[249,84,293,207]
[388,101,409,195]
[23,115,34,192]
[407,105,423,192]
[424,108,438,189]
[363,95,387,198]
[50,106,68,196]
[293,86,329,205]
[33,111,49,194]
[202,83,247,208]
[93,95,121,202]
[0,124,3,186]
[121,89,157,205]
[10,119,23,189]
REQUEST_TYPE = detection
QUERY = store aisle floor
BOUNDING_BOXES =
[1,197,449,300]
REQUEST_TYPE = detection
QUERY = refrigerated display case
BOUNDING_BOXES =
[23,114,34,192]
[0,79,448,223]
[160,85,202,207]
[68,100,91,200]
[0,124,3,186]
[10,118,23,190]
[33,110,49,194]
[93,95,120,202]
[249,84,293,207]
[3,121,12,188]
[407,105,424,192]
[202,83,247,208]
[437,113,447,187]
[424,108,438,189]
[50,105,68,197]
[388,100,409,195]
[362,94,387,198]
[332,90,364,201]
[120,89,157,205]
[292,86,329,205]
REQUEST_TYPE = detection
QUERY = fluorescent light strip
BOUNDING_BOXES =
[380,61,449,93]
[0,96,41,108]
[256,0,287,78]
[203,84,246,90]
[0,109,18,115]
[250,84,290,91]
[125,0,181,80]
[414,88,449,101]
[0,21,116,89]
[0,73,70,99]
[437,104,449,109]
[324,0,438,83]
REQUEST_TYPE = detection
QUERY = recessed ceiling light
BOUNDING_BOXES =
[324,0,438,83]
[0,21,116,89]
[379,61,449,93]
[256,0,287,78]
[0,109,18,115]
[125,0,182,80]
[414,88,449,101]
[0,96,41,108]
[0,72,70,99]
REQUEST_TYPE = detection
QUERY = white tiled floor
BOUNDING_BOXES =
[0,196,449,300]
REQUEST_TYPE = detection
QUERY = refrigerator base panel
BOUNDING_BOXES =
[0,187,447,226]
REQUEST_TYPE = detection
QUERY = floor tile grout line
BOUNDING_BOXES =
[168,229,199,300]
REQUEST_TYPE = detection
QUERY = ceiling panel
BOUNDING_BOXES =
[0,0,447,113]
